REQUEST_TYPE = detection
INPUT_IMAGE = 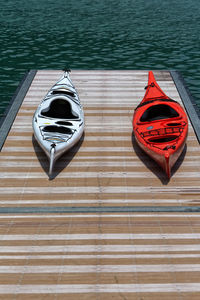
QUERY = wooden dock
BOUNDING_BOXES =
[0,70,200,299]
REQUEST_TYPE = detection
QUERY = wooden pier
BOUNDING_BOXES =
[0,70,200,299]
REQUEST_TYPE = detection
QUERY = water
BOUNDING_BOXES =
[1,0,200,116]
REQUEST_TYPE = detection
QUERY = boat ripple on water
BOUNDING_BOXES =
[32,71,84,177]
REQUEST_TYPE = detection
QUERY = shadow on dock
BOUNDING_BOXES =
[32,132,85,180]
[131,132,187,184]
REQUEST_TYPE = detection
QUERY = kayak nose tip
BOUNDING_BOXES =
[164,153,171,179]
[49,144,56,178]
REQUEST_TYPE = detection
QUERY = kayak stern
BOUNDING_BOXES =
[49,144,56,177]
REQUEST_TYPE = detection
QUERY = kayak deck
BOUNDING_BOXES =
[0,70,200,298]
[133,71,188,178]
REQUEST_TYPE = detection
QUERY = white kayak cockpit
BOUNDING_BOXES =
[42,125,72,134]
[41,98,79,119]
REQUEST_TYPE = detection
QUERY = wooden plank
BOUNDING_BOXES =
[0,70,200,299]
[0,213,199,298]
[0,70,199,208]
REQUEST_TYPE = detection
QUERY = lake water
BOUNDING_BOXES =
[1,0,200,116]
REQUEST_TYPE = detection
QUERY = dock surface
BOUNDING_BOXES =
[0,70,200,299]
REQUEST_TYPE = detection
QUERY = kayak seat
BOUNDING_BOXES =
[140,104,179,122]
[41,99,79,119]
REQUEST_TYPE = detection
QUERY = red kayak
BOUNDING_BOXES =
[132,71,188,178]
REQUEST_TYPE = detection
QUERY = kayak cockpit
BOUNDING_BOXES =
[140,104,179,122]
[148,135,179,143]
[42,125,72,134]
[41,98,79,119]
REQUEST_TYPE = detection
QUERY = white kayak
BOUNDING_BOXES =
[33,71,84,177]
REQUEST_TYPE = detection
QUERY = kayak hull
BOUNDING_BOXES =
[134,129,186,178]
[133,71,188,178]
[33,71,84,177]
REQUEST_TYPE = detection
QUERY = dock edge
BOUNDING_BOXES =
[170,70,200,143]
[0,70,37,151]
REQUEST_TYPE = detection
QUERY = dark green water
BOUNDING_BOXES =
[1,0,200,116]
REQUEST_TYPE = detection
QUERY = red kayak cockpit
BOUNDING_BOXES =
[139,103,179,123]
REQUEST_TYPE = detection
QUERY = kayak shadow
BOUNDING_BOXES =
[131,132,187,184]
[32,132,85,180]
[171,143,187,178]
